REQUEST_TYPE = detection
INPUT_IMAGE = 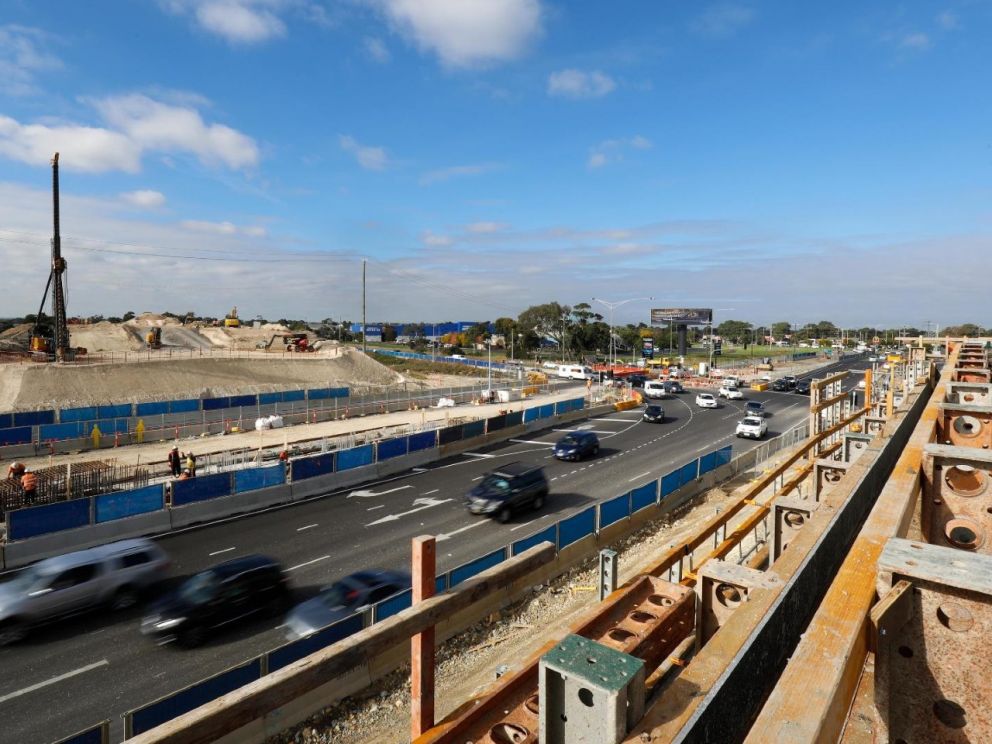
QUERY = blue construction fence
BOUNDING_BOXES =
[120,440,736,738]
[0,387,349,434]
[53,721,109,744]
[5,397,588,541]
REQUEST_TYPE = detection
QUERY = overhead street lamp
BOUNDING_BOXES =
[592,296,653,369]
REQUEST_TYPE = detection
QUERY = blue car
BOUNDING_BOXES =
[553,431,600,461]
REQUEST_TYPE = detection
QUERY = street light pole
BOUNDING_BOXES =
[592,296,653,370]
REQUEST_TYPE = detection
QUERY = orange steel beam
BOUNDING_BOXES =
[742,355,951,743]
[645,409,867,580]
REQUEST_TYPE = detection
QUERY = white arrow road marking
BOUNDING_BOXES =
[437,521,486,541]
[365,497,453,526]
[348,485,413,498]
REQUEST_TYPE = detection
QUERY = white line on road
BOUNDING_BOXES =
[628,472,651,482]
[595,417,643,422]
[510,514,550,532]
[287,555,330,572]
[437,522,486,541]
[348,485,413,499]
[365,498,453,526]
[0,660,109,704]
[367,505,385,511]
[209,547,235,556]
[296,524,318,532]
[421,489,440,496]
[463,452,495,459]
[509,439,554,446]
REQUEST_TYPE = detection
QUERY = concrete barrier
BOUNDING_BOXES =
[168,484,293,530]
[2,509,174,569]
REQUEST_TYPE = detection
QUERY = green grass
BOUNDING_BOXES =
[370,352,490,377]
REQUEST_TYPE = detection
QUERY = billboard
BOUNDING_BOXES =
[651,308,713,326]
[642,338,654,359]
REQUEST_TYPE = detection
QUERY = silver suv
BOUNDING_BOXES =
[0,538,170,645]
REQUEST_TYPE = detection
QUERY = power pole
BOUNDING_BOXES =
[361,259,367,354]
[51,153,70,361]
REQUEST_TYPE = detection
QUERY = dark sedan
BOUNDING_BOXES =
[553,431,600,461]
[284,570,410,640]
[643,404,665,423]
[141,555,290,647]
[771,379,790,392]
[795,380,810,395]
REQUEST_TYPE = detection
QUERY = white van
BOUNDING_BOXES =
[558,365,593,380]
[643,380,668,399]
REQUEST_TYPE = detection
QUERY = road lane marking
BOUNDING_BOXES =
[287,555,330,572]
[595,417,643,422]
[509,439,554,446]
[510,514,550,532]
[209,547,235,556]
[0,660,109,704]
[366,497,453,526]
[297,524,318,532]
[367,505,385,511]
[348,485,413,498]
[628,472,651,482]
[437,522,486,541]
[421,489,440,496]
[463,452,495,459]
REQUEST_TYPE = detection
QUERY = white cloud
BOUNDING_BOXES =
[900,32,932,51]
[181,219,267,236]
[196,1,286,42]
[692,4,754,38]
[376,0,542,68]
[547,69,616,99]
[339,134,389,170]
[0,116,142,173]
[422,230,453,246]
[587,135,653,169]
[0,94,259,173]
[466,221,506,234]
[121,190,167,208]
[419,162,500,185]
[936,11,959,31]
[94,94,259,170]
[364,36,391,62]
[0,24,63,96]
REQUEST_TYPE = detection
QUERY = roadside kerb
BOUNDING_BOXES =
[123,542,556,744]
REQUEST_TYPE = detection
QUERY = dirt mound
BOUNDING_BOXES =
[69,321,146,352]
[0,349,403,409]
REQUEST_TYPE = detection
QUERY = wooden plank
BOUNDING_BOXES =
[126,541,556,744]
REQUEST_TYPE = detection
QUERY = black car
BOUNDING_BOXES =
[643,404,665,423]
[770,379,790,392]
[627,374,647,388]
[663,380,684,394]
[553,431,600,461]
[284,569,410,640]
[141,555,290,647]
[794,380,810,395]
[466,462,549,523]
[745,400,767,418]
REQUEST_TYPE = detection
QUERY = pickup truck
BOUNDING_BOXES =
[736,416,768,439]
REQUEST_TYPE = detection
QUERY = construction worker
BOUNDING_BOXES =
[167,446,182,477]
[6,461,26,481]
[185,451,197,476]
[21,469,38,505]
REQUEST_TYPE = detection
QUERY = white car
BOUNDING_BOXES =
[695,393,718,408]
[718,385,744,400]
[736,416,768,439]
[760,373,774,381]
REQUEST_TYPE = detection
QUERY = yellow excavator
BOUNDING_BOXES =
[224,306,240,328]
[145,327,162,348]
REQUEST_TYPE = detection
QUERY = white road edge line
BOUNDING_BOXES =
[463,452,495,459]
[209,547,235,556]
[0,660,109,704]
[296,524,318,532]
[628,472,651,482]
[287,555,330,572]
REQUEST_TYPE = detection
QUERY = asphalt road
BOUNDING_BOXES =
[0,358,868,743]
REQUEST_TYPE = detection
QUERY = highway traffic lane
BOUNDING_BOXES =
[1,375,830,743]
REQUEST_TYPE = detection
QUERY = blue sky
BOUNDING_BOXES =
[0,1,989,327]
